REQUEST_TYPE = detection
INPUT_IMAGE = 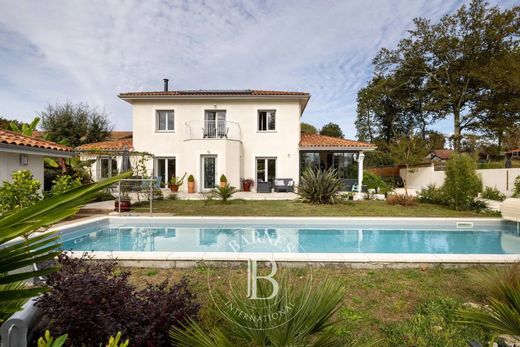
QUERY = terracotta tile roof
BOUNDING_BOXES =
[33,130,133,141]
[430,149,454,160]
[0,129,72,152]
[299,132,376,149]
[118,89,309,98]
[75,138,133,151]
[507,148,520,154]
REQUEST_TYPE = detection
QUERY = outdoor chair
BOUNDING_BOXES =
[273,178,295,193]
[256,180,272,193]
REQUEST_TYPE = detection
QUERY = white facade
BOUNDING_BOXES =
[0,151,44,184]
[126,97,304,192]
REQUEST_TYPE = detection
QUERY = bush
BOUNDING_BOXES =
[418,184,447,205]
[386,194,417,206]
[481,186,506,201]
[363,172,391,194]
[49,174,82,197]
[36,254,199,347]
[209,183,237,203]
[0,170,42,215]
[514,175,520,198]
[443,153,482,210]
[385,298,489,347]
[298,167,343,204]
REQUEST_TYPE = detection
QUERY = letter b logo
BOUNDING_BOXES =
[247,259,279,300]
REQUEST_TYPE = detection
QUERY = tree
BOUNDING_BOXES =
[0,117,21,131]
[301,122,318,134]
[320,122,344,138]
[9,117,40,136]
[389,135,428,195]
[425,131,446,151]
[369,0,519,151]
[0,170,42,215]
[40,102,113,147]
[443,153,482,210]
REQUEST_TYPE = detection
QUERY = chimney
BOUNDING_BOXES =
[163,78,169,92]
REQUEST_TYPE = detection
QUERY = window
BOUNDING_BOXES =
[258,111,276,131]
[98,157,118,179]
[155,157,176,186]
[256,157,276,183]
[204,110,226,138]
[157,110,175,131]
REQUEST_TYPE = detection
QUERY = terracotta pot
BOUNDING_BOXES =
[169,184,179,192]
[242,182,252,192]
[114,200,131,212]
[220,181,227,188]
[188,181,195,193]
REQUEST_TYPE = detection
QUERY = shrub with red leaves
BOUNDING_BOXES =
[36,254,199,347]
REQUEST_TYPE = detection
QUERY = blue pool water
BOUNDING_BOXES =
[58,218,520,254]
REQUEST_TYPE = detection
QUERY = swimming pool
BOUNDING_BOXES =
[55,217,520,264]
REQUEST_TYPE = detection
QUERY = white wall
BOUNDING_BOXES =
[0,151,44,186]
[131,98,301,191]
[401,164,520,196]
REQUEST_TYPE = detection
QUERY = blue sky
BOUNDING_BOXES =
[0,0,516,139]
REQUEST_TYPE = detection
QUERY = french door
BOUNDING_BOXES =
[156,157,176,187]
[256,158,276,183]
[201,155,217,190]
[204,111,226,138]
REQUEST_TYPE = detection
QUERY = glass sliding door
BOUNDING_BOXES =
[155,157,176,187]
[201,155,217,190]
[98,157,118,180]
[256,158,276,183]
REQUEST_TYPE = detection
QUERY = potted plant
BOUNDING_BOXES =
[114,181,131,211]
[241,178,254,192]
[187,174,195,193]
[169,173,187,192]
[220,174,227,188]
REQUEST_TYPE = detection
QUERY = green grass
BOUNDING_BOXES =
[128,266,492,346]
[137,199,498,217]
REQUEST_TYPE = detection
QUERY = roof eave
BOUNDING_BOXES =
[299,146,376,151]
[0,143,75,157]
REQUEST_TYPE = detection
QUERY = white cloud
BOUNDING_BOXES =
[0,0,516,137]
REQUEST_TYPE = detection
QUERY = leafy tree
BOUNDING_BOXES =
[40,102,113,147]
[320,122,344,138]
[443,153,482,210]
[388,135,428,195]
[9,117,40,136]
[0,170,42,215]
[49,175,82,197]
[425,131,446,151]
[0,117,21,131]
[366,0,519,151]
[301,122,318,134]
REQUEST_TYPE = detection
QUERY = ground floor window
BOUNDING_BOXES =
[98,157,118,179]
[256,157,276,183]
[300,151,358,179]
[155,157,176,187]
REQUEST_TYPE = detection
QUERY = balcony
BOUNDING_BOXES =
[185,120,241,141]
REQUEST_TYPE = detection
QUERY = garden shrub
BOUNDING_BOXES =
[386,194,417,206]
[363,172,391,194]
[384,298,489,347]
[48,174,82,197]
[514,175,520,198]
[209,183,237,203]
[418,184,447,205]
[0,170,41,215]
[298,167,343,204]
[36,254,199,347]
[443,153,482,210]
[481,186,506,201]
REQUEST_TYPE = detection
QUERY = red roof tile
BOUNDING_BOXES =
[0,129,72,152]
[118,89,309,98]
[430,149,454,160]
[299,132,375,149]
[75,138,133,151]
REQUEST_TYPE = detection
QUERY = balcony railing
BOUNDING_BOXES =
[185,120,241,141]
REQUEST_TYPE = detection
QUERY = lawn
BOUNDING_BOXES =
[138,199,499,217]
[128,266,491,346]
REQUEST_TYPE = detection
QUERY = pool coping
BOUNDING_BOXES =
[55,215,520,267]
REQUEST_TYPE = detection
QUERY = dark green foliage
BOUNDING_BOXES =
[300,122,318,134]
[36,254,199,347]
[0,116,21,130]
[363,172,390,193]
[320,122,344,138]
[209,184,237,203]
[363,150,395,168]
[418,184,447,205]
[48,175,82,197]
[514,175,520,198]
[481,186,506,201]
[444,153,482,210]
[0,170,42,215]
[39,102,113,147]
[385,298,489,347]
[298,167,343,204]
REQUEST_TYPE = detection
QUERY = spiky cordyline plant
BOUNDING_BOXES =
[170,276,371,346]
[297,167,343,204]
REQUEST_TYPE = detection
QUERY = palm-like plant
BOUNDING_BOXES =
[0,172,130,320]
[210,183,238,203]
[297,167,343,204]
[170,278,350,346]
[457,265,520,342]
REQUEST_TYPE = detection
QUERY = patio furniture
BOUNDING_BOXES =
[257,181,272,193]
[351,184,368,193]
[273,178,295,193]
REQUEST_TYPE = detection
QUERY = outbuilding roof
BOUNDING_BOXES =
[299,132,375,149]
[0,129,72,152]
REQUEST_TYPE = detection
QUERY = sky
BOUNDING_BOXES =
[0,0,516,139]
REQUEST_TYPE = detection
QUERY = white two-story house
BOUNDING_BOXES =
[79,81,375,193]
